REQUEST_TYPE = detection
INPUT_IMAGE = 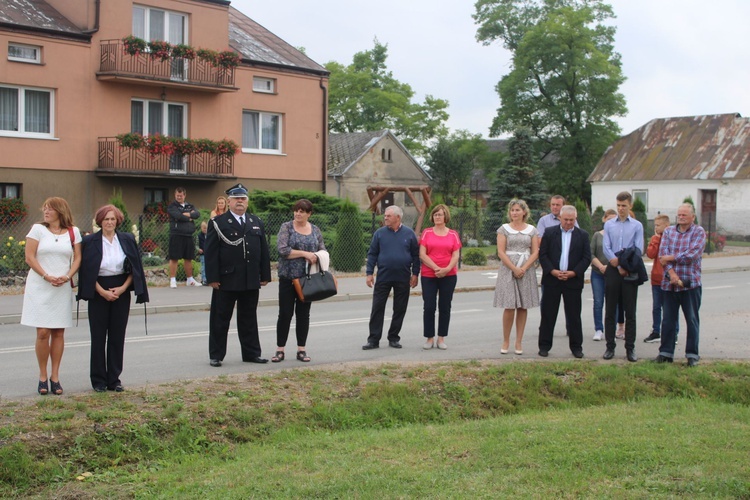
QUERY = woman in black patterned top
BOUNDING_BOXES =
[272,199,326,363]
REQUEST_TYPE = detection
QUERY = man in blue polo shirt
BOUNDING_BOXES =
[363,205,420,350]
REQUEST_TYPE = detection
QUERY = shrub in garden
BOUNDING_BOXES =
[108,189,133,234]
[141,255,164,267]
[331,200,366,272]
[462,248,487,266]
[0,198,28,226]
[175,259,200,281]
[1,236,28,274]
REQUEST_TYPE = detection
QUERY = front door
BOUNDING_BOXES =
[700,189,717,233]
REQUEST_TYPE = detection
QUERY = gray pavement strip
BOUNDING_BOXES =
[1,261,748,325]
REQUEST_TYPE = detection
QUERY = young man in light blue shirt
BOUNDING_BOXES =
[602,191,644,362]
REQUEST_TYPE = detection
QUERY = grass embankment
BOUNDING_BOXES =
[1,361,749,498]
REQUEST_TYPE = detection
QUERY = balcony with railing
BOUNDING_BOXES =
[97,40,238,92]
[97,137,235,179]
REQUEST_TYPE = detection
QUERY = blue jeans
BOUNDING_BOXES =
[659,287,701,360]
[591,272,605,332]
[652,285,679,336]
[421,275,457,338]
[591,272,624,332]
[200,255,206,284]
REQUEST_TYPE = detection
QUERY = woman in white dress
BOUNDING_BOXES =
[493,199,540,355]
[21,197,82,395]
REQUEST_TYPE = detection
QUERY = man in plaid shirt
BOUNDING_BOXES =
[655,203,706,366]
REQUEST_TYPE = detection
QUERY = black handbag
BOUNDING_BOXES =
[123,257,132,274]
[292,263,338,302]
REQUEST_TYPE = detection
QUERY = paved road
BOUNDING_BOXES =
[1,264,748,401]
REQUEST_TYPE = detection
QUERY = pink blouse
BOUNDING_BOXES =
[420,228,462,278]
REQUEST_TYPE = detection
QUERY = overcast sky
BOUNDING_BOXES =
[231,0,750,138]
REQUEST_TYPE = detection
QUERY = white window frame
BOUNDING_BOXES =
[252,77,276,94]
[8,42,41,64]
[132,5,188,44]
[242,110,283,154]
[0,84,54,139]
[633,189,648,212]
[130,98,187,137]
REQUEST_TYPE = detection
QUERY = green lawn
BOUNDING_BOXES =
[2,361,749,498]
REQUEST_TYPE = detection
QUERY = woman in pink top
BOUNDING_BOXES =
[419,204,462,350]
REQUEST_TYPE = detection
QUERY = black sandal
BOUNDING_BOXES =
[296,350,311,362]
[50,380,63,396]
[271,350,285,363]
[38,379,49,395]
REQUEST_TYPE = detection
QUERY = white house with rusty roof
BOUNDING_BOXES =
[587,113,750,236]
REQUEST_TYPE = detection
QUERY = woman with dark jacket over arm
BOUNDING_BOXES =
[77,205,149,392]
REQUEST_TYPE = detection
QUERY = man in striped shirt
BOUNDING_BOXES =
[655,203,706,367]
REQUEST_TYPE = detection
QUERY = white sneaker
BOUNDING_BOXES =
[170,279,177,289]
[187,279,202,287]
[593,330,603,341]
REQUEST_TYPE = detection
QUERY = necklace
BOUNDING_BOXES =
[50,227,65,242]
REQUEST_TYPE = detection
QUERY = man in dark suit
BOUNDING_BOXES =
[204,183,271,366]
[538,205,591,358]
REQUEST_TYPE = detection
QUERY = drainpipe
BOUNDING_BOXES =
[320,77,328,194]
[82,0,101,34]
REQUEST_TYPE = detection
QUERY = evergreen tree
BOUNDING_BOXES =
[487,128,547,213]
[108,189,133,233]
[591,205,605,232]
[331,200,366,272]
[574,199,592,236]
[632,197,649,250]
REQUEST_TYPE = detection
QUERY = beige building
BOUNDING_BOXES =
[0,0,328,226]
[327,130,431,223]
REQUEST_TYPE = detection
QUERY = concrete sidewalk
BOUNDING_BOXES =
[1,252,748,325]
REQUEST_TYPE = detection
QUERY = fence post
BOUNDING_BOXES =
[138,214,143,255]
[458,212,464,269]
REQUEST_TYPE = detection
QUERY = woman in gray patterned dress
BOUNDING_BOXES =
[272,199,326,363]
[493,199,540,355]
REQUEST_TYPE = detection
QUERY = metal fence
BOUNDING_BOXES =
[0,207,522,280]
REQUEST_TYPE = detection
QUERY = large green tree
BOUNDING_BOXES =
[474,0,627,202]
[425,131,488,205]
[325,40,450,156]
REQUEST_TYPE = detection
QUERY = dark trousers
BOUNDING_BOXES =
[368,280,410,344]
[276,278,312,347]
[541,284,572,334]
[604,265,638,350]
[88,274,131,390]
[659,287,701,360]
[209,288,261,361]
[421,275,457,338]
[538,285,583,352]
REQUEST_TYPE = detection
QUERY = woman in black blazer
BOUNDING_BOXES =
[78,205,149,392]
